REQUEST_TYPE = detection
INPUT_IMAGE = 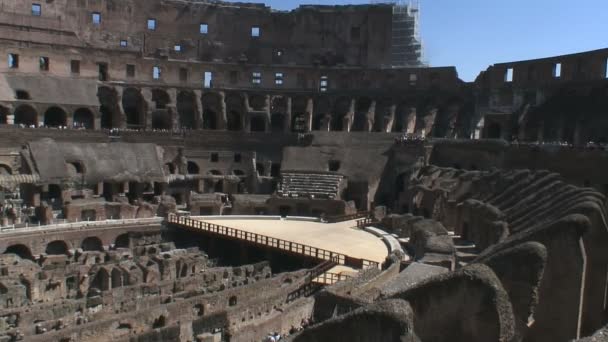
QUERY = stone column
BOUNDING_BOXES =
[194,89,203,129]
[166,88,178,131]
[265,94,271,132]
[286,97,293,132]
[140,88,154,130]
[219,91,227,130]
[305,98,314,132]
[345,99,356,132]
[386,104,397,133]
[365,101,376,132]
[114,86,127,129]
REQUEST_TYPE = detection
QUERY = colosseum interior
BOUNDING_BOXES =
[0,0,606,341]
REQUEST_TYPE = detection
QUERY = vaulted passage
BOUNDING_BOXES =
[202,93,221,130]
[226,93,244,131]
[177,91,197,129]
[250,115,266,132]
[352,97,372,131]
[14,105,37,126]
[122,88,146,129]
[98,86,121,129]
[44,107,67,127]
[227,111,243,131]
[73,108,94,129]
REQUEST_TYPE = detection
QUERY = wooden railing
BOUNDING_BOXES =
[312,272,352,285]
[167,214,379,270]
[325,211,371,224]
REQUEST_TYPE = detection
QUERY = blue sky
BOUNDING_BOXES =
[224,0,608,81]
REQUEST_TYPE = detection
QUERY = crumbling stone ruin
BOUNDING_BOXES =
[0,0,606,341]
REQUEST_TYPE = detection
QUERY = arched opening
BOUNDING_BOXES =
[177,91,197,129]
[214,181,223,193]
[98,86,121,129]
[0,106,8,124]
[271,113,285,132]
[44,106,67,127]
[227,111,243,131]
[228,296,237,307]
[45,240,69,255]
[208,170,222,176]
[153,315,166,328]
[0,164,12,175]
[66,161,84,177]
[202,93,221,130]
[47,184,62,200]
[151,89,170,109]
[73,108,94,129]
[250,115,266,132]
[151,110,172,130]
[122,88,146,128]
[14,105,38,126]
[187,161,200,175]
[374,100,392,132]
[82,237,103,252]
[249,94,266,111]
[332,98,350,131]
[256,163,265,176]
[115,233,129,249]
[352,98,372,131]
[4,244,34,261]
[486,122,502,139]
[91,268,110,291]
[111,268,122,288]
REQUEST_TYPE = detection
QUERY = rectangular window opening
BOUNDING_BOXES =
[70,60,80,74]
[32,4,41,16]
[174,45,182,52]
[39,56,49,71]
[200,23,208,35]
[553,63,562,78]
[252,72,262,85]
[210,153,219,162]
[179,67,188,82]
[409,73,418,86]
[153,66,161,80]
[120,40,128,48]
[147,19,156,31]
[98,63,108,81]
[92,12,101,25]
[126,64,135,78]
[251,26,260,37]
[320,76,328,92]
[275,72,284,85]
[8,54,18,69]
[505,67,514,83]
[204,71,213,88]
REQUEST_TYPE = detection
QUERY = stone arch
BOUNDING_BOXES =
[14,104,38,126]
[227,110,243,131]
[332,97,350,131]
[151,89,171,109]
[177,91,197,129]
[0,105,8,124]
[226,93,244,131]
[250,115,266,132]
[228,296,237,306]
[81,237,103,252]
[271,113,286,132]
[187,161,200,175]
[4,244,34,260]
[98,86,121,129]
[164,163,176,175]
[0,164,12,175]
[313,97,331,131]
[122,88,146,128]
[73,108,95,129]
[486,122,502,139]
[45,240,69,255]
[152,110,172,130]
[207,170,222,176]
[111,268,122,288]
[201,92,221,130]
[249,94,266,111]
[91,268,110,291]
[352,97,372,131]
[44,106,68,127]
[115,233,130,249]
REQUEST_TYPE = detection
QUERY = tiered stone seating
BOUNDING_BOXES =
[277,171,344,199]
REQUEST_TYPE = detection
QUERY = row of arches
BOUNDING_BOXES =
[2,236,113,260]
[7,104,95,129]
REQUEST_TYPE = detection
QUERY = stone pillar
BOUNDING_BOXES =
[219,91,227,130]
[365,101,376,132]
[194,90,204,130]
[386,104,397,133]
[305,98,314,132]
[265,94,271,132]
[286,97,293,132]
[345,99,356,132]
[406,107,417,134]
[141,88,154,130]
[166,88,178,131]
[114,86,128,129]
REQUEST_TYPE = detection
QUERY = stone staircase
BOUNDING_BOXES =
[452,235,478,267]
[277,171,345,199]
